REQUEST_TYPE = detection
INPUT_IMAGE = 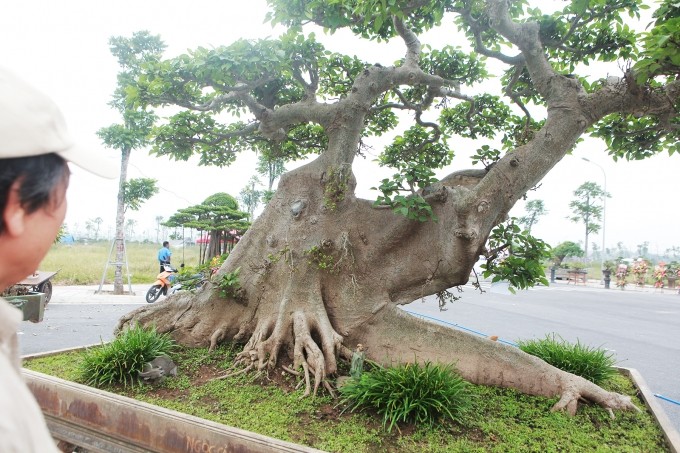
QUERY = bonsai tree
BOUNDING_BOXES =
[163,193,250,265]
[551,241,585,268]
[114,0,680,416]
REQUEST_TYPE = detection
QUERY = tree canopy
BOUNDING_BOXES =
[123,1,679,253]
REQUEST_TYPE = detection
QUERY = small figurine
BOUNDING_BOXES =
[350,343,366,380]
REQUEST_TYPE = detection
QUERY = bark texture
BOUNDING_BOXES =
[117,155,633,413]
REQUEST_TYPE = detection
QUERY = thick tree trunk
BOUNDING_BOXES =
[117,155,636,413]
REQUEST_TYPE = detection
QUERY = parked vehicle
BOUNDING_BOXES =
[145,265,207,303]
[146,265,179,303]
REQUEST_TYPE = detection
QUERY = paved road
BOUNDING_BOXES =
[17,282,680,434]
[405,281,680,434]
[18,284,147,354]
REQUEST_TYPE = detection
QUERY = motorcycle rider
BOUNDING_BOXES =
[157,240,172,272]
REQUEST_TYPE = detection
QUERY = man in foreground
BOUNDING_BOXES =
[0,68,116,452]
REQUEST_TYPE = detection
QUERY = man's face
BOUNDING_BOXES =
[7,177,69,285]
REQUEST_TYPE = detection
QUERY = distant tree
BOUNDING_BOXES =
[125,219,137,238]
[666,246,680,260]
[517,200,547,233]
[239,176,263,221]
[98,31,164,294]
[86,217,104,241]
[551,241,584,268]
[636,241,650,258]
[164,193,250,264]
[124,179,158,212]
[155,215,164,243]
[256,153,286,203]
[616,242,629,258]
[568,182,609,261]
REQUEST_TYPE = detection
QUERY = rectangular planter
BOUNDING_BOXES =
[23,368,324,453]
[5,291,46,322]
[22,349,680,453]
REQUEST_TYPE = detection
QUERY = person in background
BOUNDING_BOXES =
[158,240,172,272]
[0,68,116,452]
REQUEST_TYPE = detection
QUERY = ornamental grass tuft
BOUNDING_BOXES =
[338,361,471,432]
[79,323,176,387]
[517,333,617,385]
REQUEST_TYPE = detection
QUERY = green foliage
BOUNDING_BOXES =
[530,0,642,74]
[517,199,547,233]
[79,324,176,388]
[440,94,517,140]
[174,264,207,291]
[634,1,680,83]
[339,361,471,432]
[568,181,609,237]
[551,241,585,266]
[304,245,336,272]
[517,334,617,386]
[123,178,158,211]
[470,144,501,168]
[372,124,454,221]
[482,220,552,293]
[216,267,242,298]
[239,176,263,220]
[164,192,250,263]
[603,260,617,272]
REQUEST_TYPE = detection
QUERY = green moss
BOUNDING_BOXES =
[24,347,670,453]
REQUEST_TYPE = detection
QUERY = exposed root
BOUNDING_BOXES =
[209,326,228,352]
[230,294,344,398]
[323,380,337,398]
[211,363,255,381]
[282,365,302,377]
[551,383,641,417]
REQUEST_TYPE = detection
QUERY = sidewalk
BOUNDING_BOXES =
[50,284,149,305]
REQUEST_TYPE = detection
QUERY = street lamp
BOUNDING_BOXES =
[581,157,607,271]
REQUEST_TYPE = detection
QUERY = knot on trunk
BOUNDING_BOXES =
[453,228,478,241]
[290,199,307,219]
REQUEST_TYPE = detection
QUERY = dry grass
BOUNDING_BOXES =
[40,242,202,285]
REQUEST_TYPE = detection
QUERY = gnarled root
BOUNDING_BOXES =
[552,381,640,418]
[231,301,344,397]
[353,305,641,417]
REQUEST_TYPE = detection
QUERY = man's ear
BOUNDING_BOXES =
[3,181,27,237]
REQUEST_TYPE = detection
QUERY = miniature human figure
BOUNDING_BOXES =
[350,343,366,380]
[158,240,172,272]
[0,68,115,452]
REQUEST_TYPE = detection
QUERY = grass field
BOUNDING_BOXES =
[40,242,203,285]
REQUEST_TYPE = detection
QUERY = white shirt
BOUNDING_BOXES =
[0,298,59,452]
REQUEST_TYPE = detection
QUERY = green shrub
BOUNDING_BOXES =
[339,361,471,432]
[79,324,176,387]
[517,333,617,385]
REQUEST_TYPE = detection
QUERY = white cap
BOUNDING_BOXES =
[0,68,117,179]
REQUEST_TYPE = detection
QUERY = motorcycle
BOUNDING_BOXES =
[145,264,207,303]
[146,264,179,303]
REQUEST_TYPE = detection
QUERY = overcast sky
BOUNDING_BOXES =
[2,0,678,257]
